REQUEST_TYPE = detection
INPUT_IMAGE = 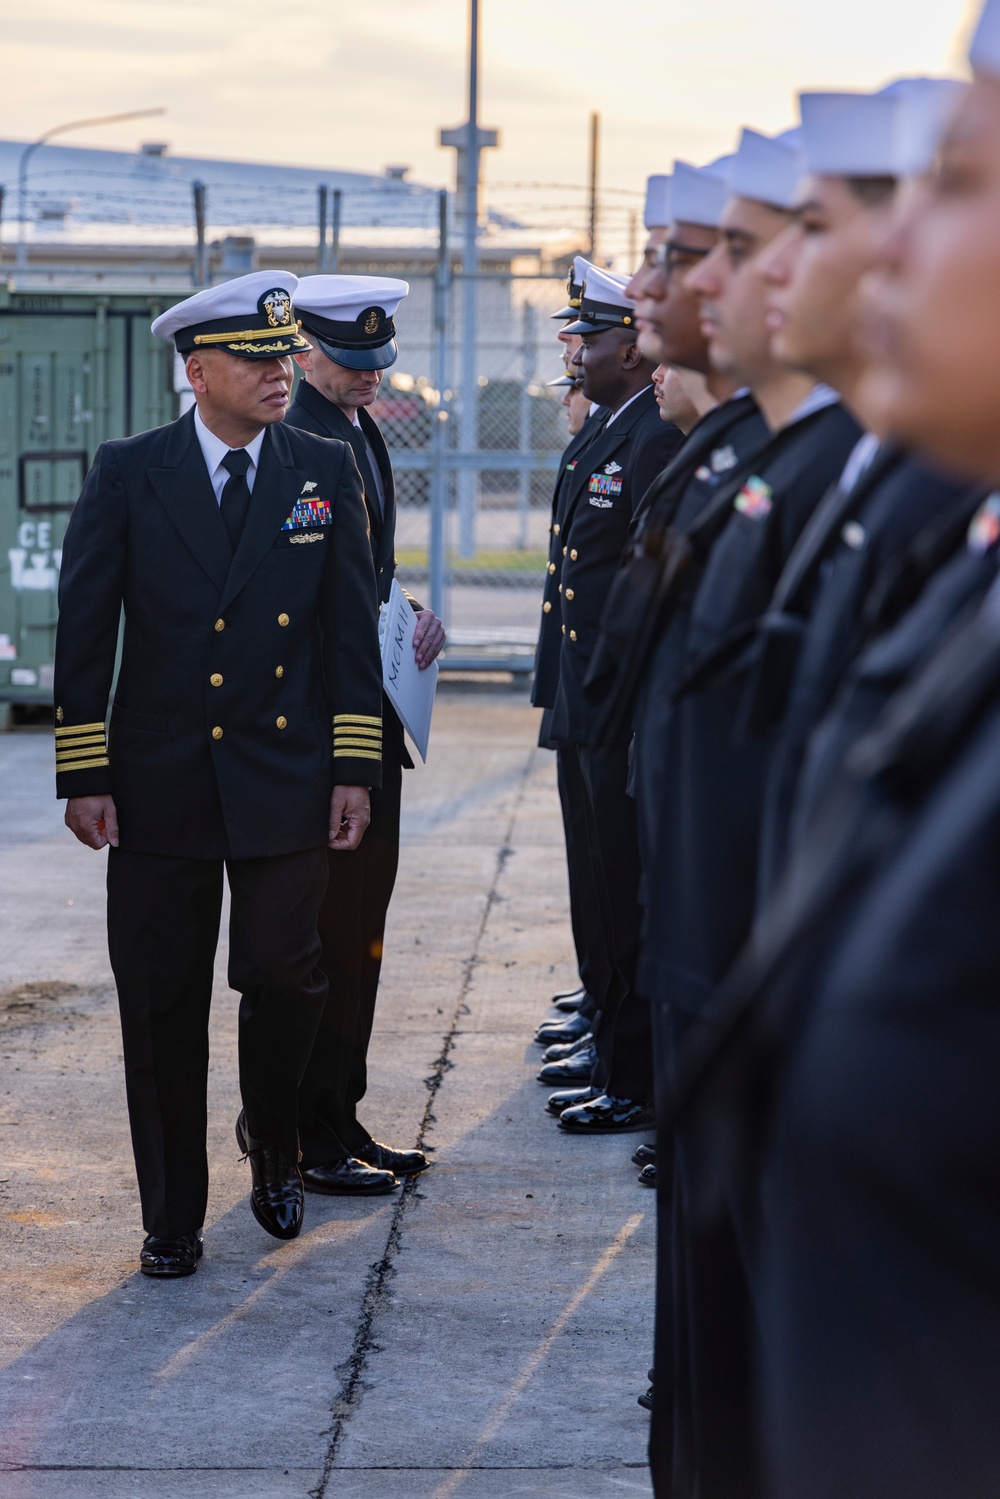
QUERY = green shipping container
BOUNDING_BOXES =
[0,281,186,714]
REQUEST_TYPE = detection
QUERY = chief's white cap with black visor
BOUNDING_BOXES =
[562,266,635,336]
[293,274,410,371]
[552,254,598,320]
[151,270,310,358]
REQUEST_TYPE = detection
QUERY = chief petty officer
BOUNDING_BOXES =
[54,270,384,1277]
[531,254,611,1073]
[547,265,686,1134]
[284,275,445,1195]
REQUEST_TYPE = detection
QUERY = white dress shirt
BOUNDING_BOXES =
[604,386,649,428]
[193,408,266,505]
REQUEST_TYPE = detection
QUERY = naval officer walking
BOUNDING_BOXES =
[54,270,384,1275]
[286,276,445,1194]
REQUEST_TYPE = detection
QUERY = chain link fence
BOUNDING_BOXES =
[371,268,570,671]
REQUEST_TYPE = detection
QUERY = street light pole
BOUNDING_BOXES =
[16,107,166,270]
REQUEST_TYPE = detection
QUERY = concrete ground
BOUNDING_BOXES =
[0,681,655,1498]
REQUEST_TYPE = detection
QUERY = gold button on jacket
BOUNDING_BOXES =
[570,549,578,561]
[214,618,225,632]
[275,665,284,678]
[543,601,552,614]
[211,726,223,740]
[565,588,575,601]
[276,716,287,730]
[278,612,289,627]
[547,562,556,575]
[210,673,223,687]
[570,630,578,642]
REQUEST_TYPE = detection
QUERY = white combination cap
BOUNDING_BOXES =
[293,274,409,370]
[151,270,308,358]
[552,254,598,319]
[562,265,635,335]
[728,127,804,210]
[644,174,673,230]
[669,159,731,229]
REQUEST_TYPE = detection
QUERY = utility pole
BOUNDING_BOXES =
[588,111,600,262]
[440,0,498,558]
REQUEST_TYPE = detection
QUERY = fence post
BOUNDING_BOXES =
[517,301,537,550]
[429,190,450,623]
[192,180,207,286]
[317,184,328,271]
[330,189,342,273]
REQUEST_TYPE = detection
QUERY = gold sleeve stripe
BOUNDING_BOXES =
[335,739,384,752]
[57,745,111,763]
[55,722,106,738]
[334,749,382,762]
[56,756,110,772]
[334,730,381,743]
[55,735,106,750]
[334,714,383,727]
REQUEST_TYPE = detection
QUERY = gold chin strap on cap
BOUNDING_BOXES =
[193,322,304,345]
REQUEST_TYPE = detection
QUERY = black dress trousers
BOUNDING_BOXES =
[297,759,404,1166]
[556,742,608,1019]
[107,844,329,1239]
[578,742,649,1101]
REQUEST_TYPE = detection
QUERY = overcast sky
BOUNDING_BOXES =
[1,0,979,208]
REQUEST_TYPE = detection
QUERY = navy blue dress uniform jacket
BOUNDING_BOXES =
[53,409,383,861]
[742,448,977,897]
[637,399,862,1016]
[532,406,608,712]
[549,385,685,745]
[284,377,417,769]
[664,575,1000,1499]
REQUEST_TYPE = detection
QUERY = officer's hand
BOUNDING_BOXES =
[329,785,370,851]
[412,609,446,670]
[65,795,120,851]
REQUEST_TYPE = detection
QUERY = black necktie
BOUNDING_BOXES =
[220,448,252,551]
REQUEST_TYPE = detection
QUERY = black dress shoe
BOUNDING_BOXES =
[537,1043,597,1085]
[139,1231,203,1278]
[302,1157,399,1195]
[558,1093,655,1134]
[355,1140,429,1177]
[542,1031,594,1062]
[545,1084,599,1117]
[235,1111,304,1240]
[638,1384,654,1411]
[638,1162,657,1187]
[535,1010,592,1046]
[631,1142,656,1167]
[550,984,585,1011]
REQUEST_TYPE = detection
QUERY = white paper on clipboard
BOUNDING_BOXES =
[379,579,438,762]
